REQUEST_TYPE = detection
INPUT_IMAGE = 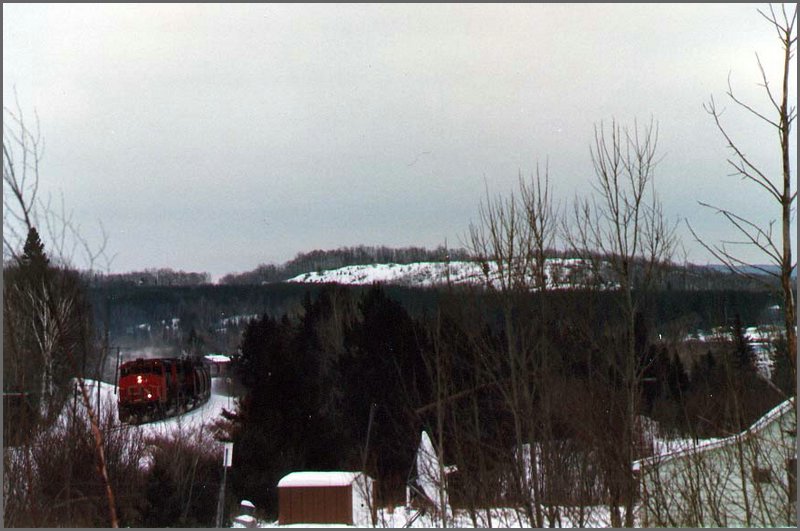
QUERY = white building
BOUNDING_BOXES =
[634,398,796,527]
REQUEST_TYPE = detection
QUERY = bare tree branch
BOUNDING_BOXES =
[695,3,796,381]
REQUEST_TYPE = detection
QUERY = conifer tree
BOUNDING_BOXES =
[21,227,49,270]
[731,313,755,373]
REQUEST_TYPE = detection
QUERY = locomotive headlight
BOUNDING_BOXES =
[137,375,143,384]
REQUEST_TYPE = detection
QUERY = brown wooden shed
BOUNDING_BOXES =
[277,471,374,526]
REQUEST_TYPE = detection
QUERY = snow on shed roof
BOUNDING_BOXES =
[278,471,364,488]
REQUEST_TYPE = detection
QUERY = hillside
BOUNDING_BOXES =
[285,259,591,289]
[281,257,791,294]
[286,261,481,287]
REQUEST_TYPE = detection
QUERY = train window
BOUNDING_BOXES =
[120,363,163,377]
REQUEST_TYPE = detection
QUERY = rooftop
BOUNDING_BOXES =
[277,471,365,488]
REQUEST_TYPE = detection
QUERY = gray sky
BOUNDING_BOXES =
[3,3,796,279]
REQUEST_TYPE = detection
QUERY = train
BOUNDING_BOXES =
[117,357,211,423]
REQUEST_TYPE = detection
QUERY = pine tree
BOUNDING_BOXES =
[667,352,689,401]
[20,227,49,271]
[731,313,755,373]
[771,336,795,397]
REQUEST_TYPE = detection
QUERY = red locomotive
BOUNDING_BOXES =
[117,357,211,423]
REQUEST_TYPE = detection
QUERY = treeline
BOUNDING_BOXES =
[220,285,791,519]
[88,283,781,374]
[89,282,783,345]
[86,280,785,376]
[219,245,472,284]
[88,268,211,288]
[79,245,789,292]
[86,283,442,360]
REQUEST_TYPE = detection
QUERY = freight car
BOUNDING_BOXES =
[117,357,211,423]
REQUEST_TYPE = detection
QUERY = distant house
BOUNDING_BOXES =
[203,353,231,377]
[277,471,374,526]
[634,398,796,527]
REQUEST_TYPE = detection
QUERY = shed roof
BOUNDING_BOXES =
[278,471,364,488]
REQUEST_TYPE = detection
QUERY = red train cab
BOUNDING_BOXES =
[118,357,211,423]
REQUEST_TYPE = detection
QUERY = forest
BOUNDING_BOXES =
[214,282,793,523]
[83,278,784,363]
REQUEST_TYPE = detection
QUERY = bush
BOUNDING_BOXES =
[141,424,223,527]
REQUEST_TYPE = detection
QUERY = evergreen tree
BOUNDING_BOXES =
[21,227,49,271]
[731,313,755,372]
[666,352,689,401]
[771,336,795,397]
[341,285,430,497]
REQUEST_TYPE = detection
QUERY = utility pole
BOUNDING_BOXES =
[114,347,121,395]
[216,442,233,527]
[361,402,377,473]
[98,294,111,418]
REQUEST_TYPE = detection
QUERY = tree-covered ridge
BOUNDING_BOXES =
[87,268,211,288]
[81,242,792,292]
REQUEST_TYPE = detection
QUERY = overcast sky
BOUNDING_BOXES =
[3,3,796,279]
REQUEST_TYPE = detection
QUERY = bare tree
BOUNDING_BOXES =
[3,94,43,261]
[3,393,148,527]
[565,117,677,527]
[4,93,114,272]
[462,165,560,526]
[468,164,557,293]
[3,101,120,527]
[689,3,797,383]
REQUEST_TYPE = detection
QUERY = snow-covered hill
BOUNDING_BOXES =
[286,261,482,287]
[285,259,592,289]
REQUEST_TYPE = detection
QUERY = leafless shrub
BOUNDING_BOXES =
[3,393,148,527]
[140,423,224,527]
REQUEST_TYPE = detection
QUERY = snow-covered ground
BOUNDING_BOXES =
[287,261,482,287]
[285,259,593,290]
[247,505,620,528]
